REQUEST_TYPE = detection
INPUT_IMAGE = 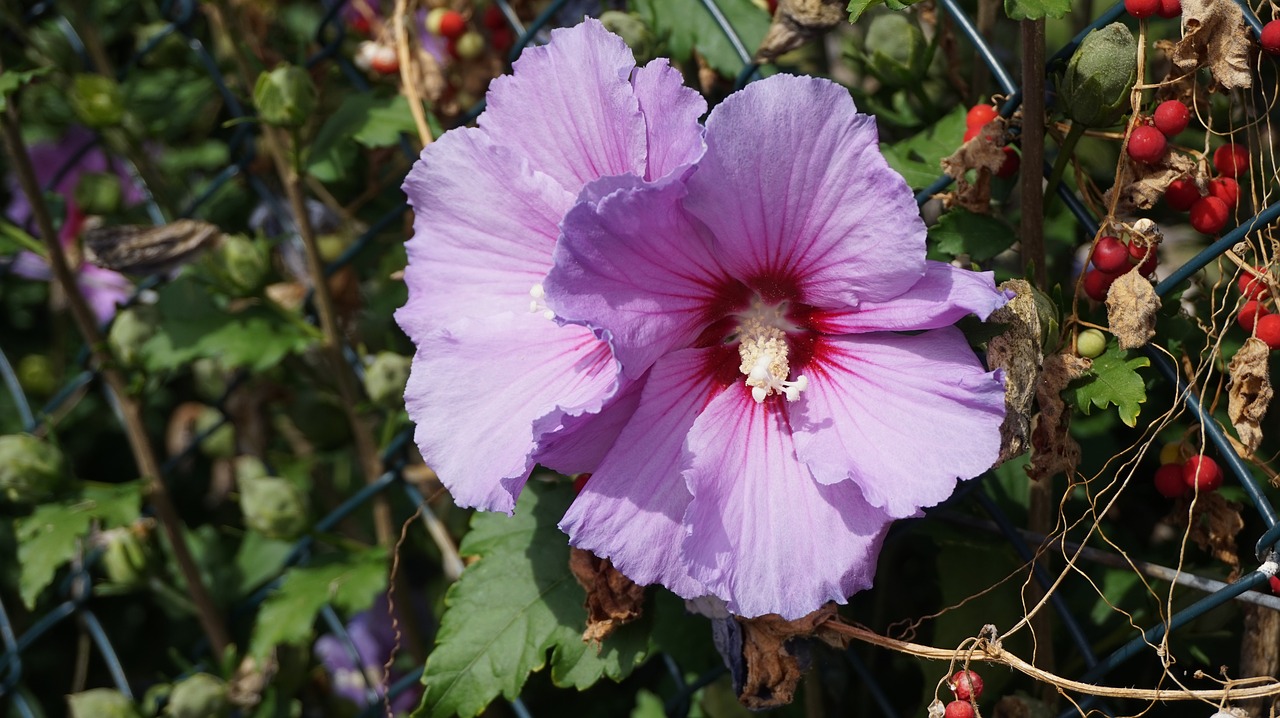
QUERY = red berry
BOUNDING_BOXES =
[1125,0,1160,18]
[1154,464,1186,499]
[369,47,399,75]
[996,146,1020,178]
[437,9,467,40]
[490,27,514,54]
[1261,20,1280,55]
[482,4,506,29]
[1238,266,1271,300]
[1270,575,1280,595]
[1127,125,1167,164]
[1189,196,1229,234]
[1153,100,1190,136]
[1183,455,1223,492]
[349,13,372,35]
[1208,177,1239,207]
[1156,0,1181,17]
[1083,268,1121,301]
[572,473,591,494]
[966,104,999,129]
[945,701,977,718]
[950,670,984,701]
[963,125,982,143]
[1093,236,1130,273]
[1238,300,1270,332]
[1257,314,1280,349]
[1213,143,1249,178]
[1128,240,1159,275]
[1164,177,1201,211]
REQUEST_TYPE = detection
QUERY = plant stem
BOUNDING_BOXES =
[1043,121,1086,207]
[1019,20,1048,289]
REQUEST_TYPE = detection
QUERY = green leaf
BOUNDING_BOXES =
[880,105,966,190]
[307,94,433,180]
[353,96,423,148]
[632,0,770,77]
[1070,344,1149,427]
[0,67,53,111]
[928,209,1017,261]
[415,482,651,718]
[848,0,928,23]
[140,275,316,372]
[1004,0,1071,21]
[16,481,143,608]
[248,546,387,659]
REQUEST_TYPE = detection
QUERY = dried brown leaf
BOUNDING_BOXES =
[1105,150,1199,211]
[1105,270,1160,350]
[1227,337,1273,453]
[1177,492,1245,575]
[1171,0,1252,89]
[755,0,844,63]
[1026,353,1091,482]
[940,121,1007,213]
[736,603,843,710]
[986,280,1043,464]
[569,548,646,643]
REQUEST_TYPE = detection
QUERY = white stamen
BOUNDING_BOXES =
[528,283,555,321]
[736,311,808,404]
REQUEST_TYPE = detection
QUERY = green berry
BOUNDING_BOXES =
[1077,328,1107,358]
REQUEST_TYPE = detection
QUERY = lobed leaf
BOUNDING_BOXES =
[1069,344,1149,427]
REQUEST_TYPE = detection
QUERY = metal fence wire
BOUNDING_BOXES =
[0,0,1278,716]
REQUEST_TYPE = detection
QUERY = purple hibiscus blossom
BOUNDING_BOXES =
[395,19,706,512]
[544,74,1009,619]
[314,595,423,715]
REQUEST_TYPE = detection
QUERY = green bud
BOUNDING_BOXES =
[363,351,411,407]
[864,14,928,89]
[70,74,125,128]
[233,455,269,483]
[253,65,317,127]
[239,475,309,539]
[100,524,153,587]
[68,689,143,718]
[164,673,229,718]
[195,406,236,459]
[0,433,69,504]
[191,358,229,402]
[204,234,269,296]
[108,306,159,368]
[73,172,123,215]
[17,354,57,397]
[1058,23,1137,129]
[599,12,655,62]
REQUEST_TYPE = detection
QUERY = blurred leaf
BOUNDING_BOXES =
[232,531,295,599]
[1004,0,1071,20]
[632,0,770,77]
[416,481,651,718]
[848,0,928,22]
[353,96,423,148]
[16,481,143,608]
[1069,344,1150,427]
[248,546,387,659]
[881,105,966,190]
[929,209,1017,261]
[307,94,429,180]
[0,66,53,111]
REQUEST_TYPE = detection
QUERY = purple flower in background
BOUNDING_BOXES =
[396,20,706,512]
[544,75,1008,619]
[314,595,422,715]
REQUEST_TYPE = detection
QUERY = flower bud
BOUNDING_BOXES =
[164,673,229,718]
[18,354,57,397]
[363,351,411,407]
[0,433,69,504]
[599,12,655,62]
[70,74,125,128]
[203,233,269,296]
[195,406,236,459]
[253,65,317,127]
[108,306,159,368]
[74,171,123,215]
[864,14,928,89]
[100,523,153,588]
[68,689,143,718]
[1057,23,1136,128]
[239,474,309,539]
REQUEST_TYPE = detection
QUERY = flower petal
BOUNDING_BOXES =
[559,347,720,599]
[630,58,707,181]
[405,312,617,513]
[680,387,894,619]
[546,177,727,379]
[478,19,647,191]
[397,127,573,338]
[535,372,646,476]
[77,265,133,325]
[683,74,925,308]
[792,327,1005,518]
[816,262,1008,334]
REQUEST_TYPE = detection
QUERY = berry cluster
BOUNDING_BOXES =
[943,669,984,718]
[350,4,516,78]
[1235,265,1280,348]
[963,104,1019,179]
[1123,0,1181,19]
[1081,231,1159,301]
[1152,448,1223,499]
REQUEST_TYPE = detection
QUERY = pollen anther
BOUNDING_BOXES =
[737,315,807,403]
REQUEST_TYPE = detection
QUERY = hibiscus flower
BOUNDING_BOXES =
[544,74,1009,619]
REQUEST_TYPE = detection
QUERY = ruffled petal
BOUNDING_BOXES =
[680,387,894,619]
[683,74,925,308]
[405,312,617,513]
[397,127,573,337]
[478,19,647,191]
[630,58,707,181]
[77,264,133,325]
[535,373,646,475]
[816,262,1008,334]
[791,327,1005,518]
[546,177,728,379]
[559,347,721,600]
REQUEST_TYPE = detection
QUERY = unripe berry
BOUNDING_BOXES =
[1156,0,1181,17]
[1257,314,1280,349]
[1183,455,1223,492]
[1077,328,1107,358]
[1189,196,1229,234]
[966,104,999,128]
[1125,0,1159,17]
[1127,125,1167,164]
[1213,143,1249,178]
[1083,268,1120,301]
[1159,443,1182,465]
[1238,300,1270,333]
[1154,464,1186,498]
[945,701,977,718]
[1237,266,1270,300]
[1164,177,1201,211]
[1208,177,1239,207]
[950,669,984,700]
[1153,100,1190,136]
[1093,236,1130,273]
[1261,20,1280,56]
[455,31,486,59]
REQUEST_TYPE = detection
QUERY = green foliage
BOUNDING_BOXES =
[1070,344,1150,427]
[1003,0,1072,21]
[69,73,125,127]
[632,0,771,77]
[1057,23,1137,128]
[307,94,427,182]
[0,66,53,111]
[928,208,1017,261]
[863,14,929,88]
[0,433,69,504]
[880,106,966,189]
[249,546,388,659]
[16,481,143,608]
[67,688,143,718]
[848,0,928,23]
[254,65,317,128]
[416,481,651,718]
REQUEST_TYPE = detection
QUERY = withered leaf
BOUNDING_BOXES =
[568,548,646,644]
[1227,337,1273,453]
[1174,491,1245,576]
[755,0,844,63]
[940,121,1007,213]
[1105,269,1160,350]
[986,280,1043,465]
[1106,150,1199,211]
[736,603,843,710]
[1026,353,1091,482]
[1171,0,1252,90]
[84,219,222,276]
